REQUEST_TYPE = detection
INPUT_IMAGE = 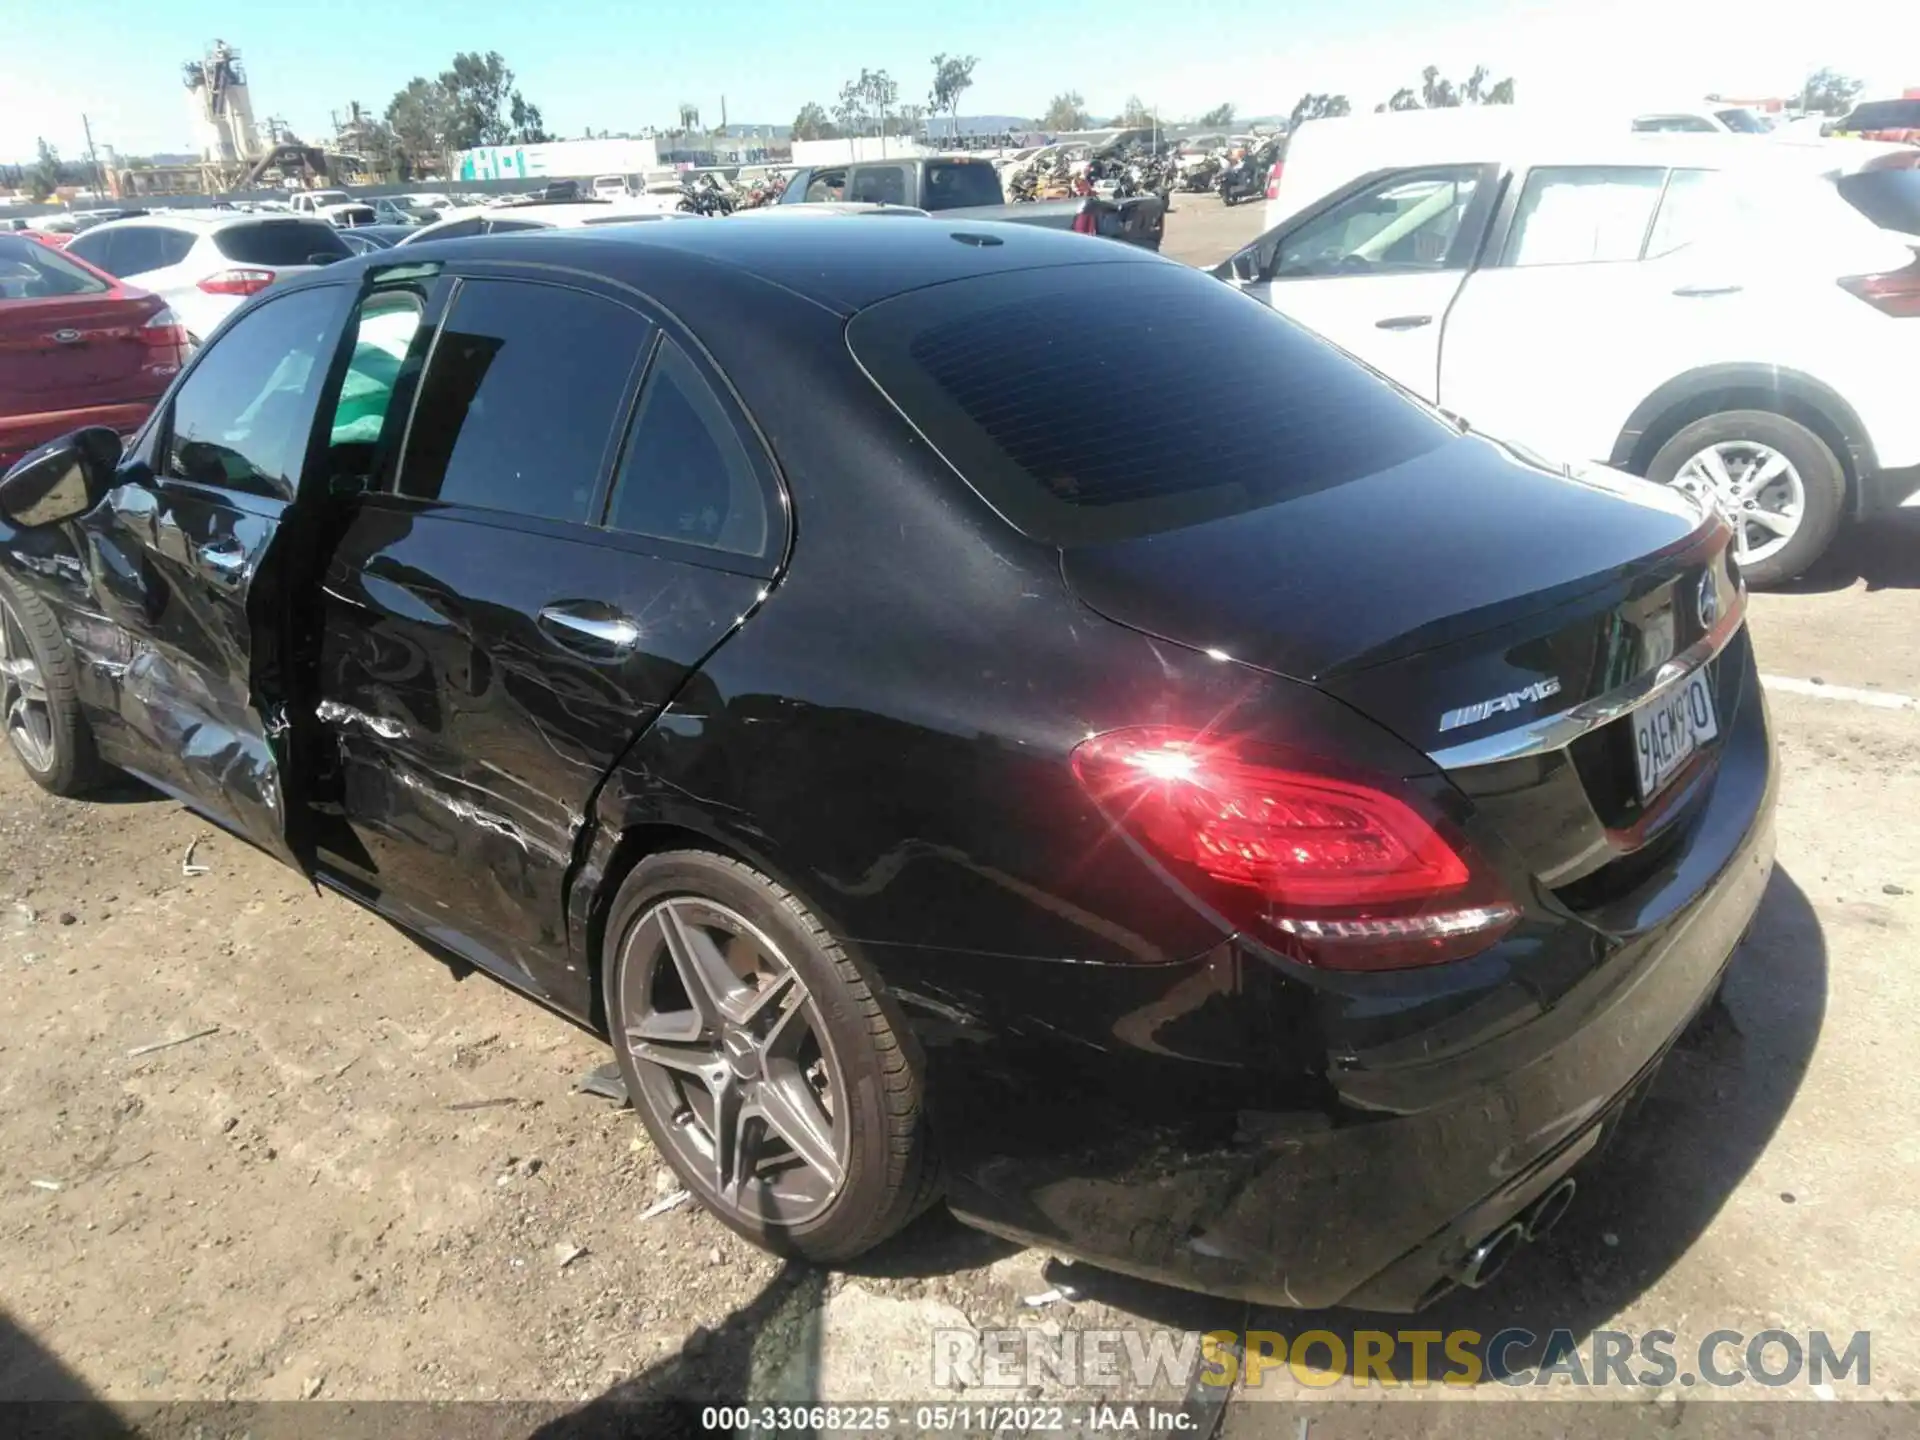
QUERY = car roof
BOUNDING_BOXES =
[69,211,345,240]
[363,213,1161,315]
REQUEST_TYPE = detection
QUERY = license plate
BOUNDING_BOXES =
[1633,669,1718,800]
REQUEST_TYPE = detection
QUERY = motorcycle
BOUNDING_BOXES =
[677,173,736,217]
[1179,155,1223,193]
[1218,141,1279,207]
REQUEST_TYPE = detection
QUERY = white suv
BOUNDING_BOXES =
[64,214,351,342]
[1230,126,1920,583]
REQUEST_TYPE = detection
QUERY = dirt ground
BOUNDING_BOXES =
[4,200,1920,1426]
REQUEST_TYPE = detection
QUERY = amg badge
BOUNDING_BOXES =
[1439,677,1564,734]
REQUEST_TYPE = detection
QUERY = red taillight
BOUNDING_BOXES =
[197,267,275,296]
[1839,256,1920,317]
[139,305,190,371]
[1072,207,1099,235]
[1264,161,1285,200]
[1072,727,1518,970]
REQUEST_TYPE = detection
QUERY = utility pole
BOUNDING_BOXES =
[81,112,105,197]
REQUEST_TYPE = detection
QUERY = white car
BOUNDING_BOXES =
[62,212,352,342]
[396,199,703,245]
[288,189,354,216]
[592,175,631,199]
[1230,127,1920,584]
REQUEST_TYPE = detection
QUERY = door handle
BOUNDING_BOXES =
[196,539,248,578]
[1672,284,1743,297]
[538,604,641,655]
[1374,314,1434,331]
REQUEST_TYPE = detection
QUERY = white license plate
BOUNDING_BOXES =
[1633,669,1718,800]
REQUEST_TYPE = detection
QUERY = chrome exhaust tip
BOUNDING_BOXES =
[1455,1222,1526,1289]
[1523,1178,1577,1241]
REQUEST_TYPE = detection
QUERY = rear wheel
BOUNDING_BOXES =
[0,574,111,796]
[1646,410,1845,587]
[604,850,937,1261]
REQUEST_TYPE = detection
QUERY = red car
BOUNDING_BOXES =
[0,235,189,471]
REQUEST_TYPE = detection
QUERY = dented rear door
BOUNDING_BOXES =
[308,269,784,999]
[77,282,352,868]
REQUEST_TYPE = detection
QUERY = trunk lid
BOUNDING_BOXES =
[1061,437,1742,894]
[0,288,166,406]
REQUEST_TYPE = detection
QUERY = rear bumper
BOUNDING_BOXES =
[1862,464,1920,512]
[924,671,1777,1312]
[0,399,158,471]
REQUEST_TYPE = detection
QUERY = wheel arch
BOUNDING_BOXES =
[1608,365,1878,517]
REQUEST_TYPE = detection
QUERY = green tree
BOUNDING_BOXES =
[790,101,836,141]
[1386,88,1420,111]
[929,53,979,135]
[1197,102,1236,127]
[1288,93,1351,128]
[509,93,551,144]
[1801,67,1864,116]
[1391,65,1515,112]
[386,76,452,173]
[1042,92,1089,131]
[1113,95,1155,127]
[1487,77,1516,104]
[29,138,61,201]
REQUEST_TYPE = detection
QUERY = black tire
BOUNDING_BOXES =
[0,573,112,797]
[1644,410,1845,587]
[603,849,938,1262]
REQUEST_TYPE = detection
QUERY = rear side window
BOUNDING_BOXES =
[397,278,652,524]
[923,161,1004,209]
[0,236,108,297]
[484,218,549,234]
[1837,168,1920,235]
[848,166,910,205]
[1501,166,1666,266]
[1842,101,1920,131]
[216,220,350,265]
[606,339,770,559]
[848,262,1453,547]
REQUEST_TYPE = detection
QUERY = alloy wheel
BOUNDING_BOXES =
[0,593,54,775]
[619,896,847,1226]
[1670,441,1805,567]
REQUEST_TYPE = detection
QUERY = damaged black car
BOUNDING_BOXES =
[0,220,1774,1310]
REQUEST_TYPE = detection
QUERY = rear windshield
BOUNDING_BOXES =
[215,220,351,266]
[0,235,110,298]
[923,161,1005,210]
[1841,101,1920,131]
[848,262,1453,547]
[1837,169,1920,234]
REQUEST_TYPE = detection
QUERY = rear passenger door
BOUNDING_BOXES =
[1438,164,1731,464]
[310,265,784,997]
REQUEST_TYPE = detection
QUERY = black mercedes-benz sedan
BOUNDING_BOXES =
[0,217,1774,1311]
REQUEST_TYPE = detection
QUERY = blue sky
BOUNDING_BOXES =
[4,0,1915,163]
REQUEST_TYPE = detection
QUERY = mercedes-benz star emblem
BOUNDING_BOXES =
[51,328,82,344]
[1697,571,1719,631]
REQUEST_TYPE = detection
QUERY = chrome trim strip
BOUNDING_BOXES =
[1427,587,1748,770]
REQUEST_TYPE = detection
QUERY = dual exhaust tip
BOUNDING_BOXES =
[1454,1178,1578,1290]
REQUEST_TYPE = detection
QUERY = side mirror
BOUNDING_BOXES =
[0,427,122,528]
[1225,248,1262,284]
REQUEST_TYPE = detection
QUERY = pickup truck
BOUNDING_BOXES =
[779,154,1164,250]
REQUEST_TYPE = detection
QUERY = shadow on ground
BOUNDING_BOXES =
[1777,508,1920,595]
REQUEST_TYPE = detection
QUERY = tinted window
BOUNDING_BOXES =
[216,220,350,265]
[1632,115,1719,133]
[166,286,343,499]
[1502,166,1665,265]
[84,226,170,277]
[415,217,484,243]
[1714,108,1770,134]
[59,230,115,271]
[1837,169,1920,234]
[1841,101,1920,131]
[923,161,1005,209]
[397,279,651,523]
[848,165,910,205]
[802,169,847,202]
[607,340,769,559]
[849,262,1452,547]
[0,236,108,298]
[1274,168,1483,277]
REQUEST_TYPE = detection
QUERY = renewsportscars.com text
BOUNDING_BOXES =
[932,1327,1871,1390]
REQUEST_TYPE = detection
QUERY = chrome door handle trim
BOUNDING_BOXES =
[538,607,640,653]
[1374,314,1434,330]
